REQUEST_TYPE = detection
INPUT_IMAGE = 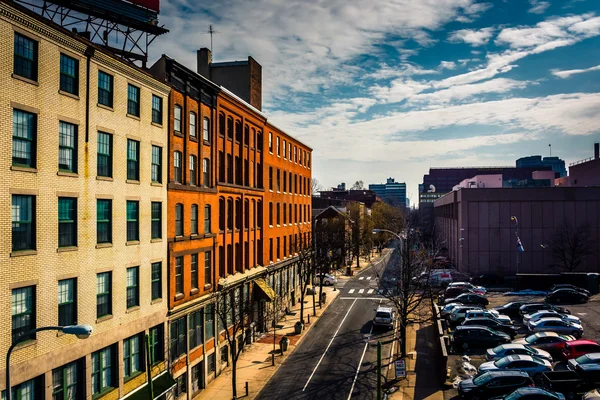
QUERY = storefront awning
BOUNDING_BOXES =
[254,278,276,302]
[125,371,176,400]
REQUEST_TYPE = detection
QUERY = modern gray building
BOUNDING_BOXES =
[516,155,567,177]
[369,178,407,207]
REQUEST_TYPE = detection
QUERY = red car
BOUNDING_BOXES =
[562,340,600,360]
[513,332,575,358]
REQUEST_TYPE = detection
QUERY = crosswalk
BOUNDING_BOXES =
[346,288,374,295]
[358,276,373,281]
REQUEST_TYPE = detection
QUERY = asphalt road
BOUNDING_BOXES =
[256,249,399,400]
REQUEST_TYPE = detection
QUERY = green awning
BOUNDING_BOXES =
[254,278,276,301]
[126,371,176,400]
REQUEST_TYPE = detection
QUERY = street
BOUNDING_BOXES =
[257,248,400,400]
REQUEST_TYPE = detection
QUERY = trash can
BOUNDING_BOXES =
[294,321,304,334]
[279,336,289,353]
[320,292,327,304]
[346,266,351,276]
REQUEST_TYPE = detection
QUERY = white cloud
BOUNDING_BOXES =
[552,64,600,78]
[528,0,551,14]
[370,79,431,104]
[448,27,495,46]
[366,63,438,80]
[410,78,530,104]
[439,61,457,70]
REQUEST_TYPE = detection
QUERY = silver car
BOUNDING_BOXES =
[313,273,337,286]
[567,352,600,371]
[441,302,463,317]
[524,310,581,325]
[478,354,552,376]
[528,317,583,337]
[465,309,512,325]
[486,343,553,362]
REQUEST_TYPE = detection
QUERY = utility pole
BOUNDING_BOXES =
[377,340,382,400]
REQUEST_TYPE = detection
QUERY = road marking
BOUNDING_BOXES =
[348,299,381,400]
[359,277,365,280]
[359,289,365,294]
[340,297,383,300]
[388,315,399,371]
[366,276,372,280]
[367,289,374,294]
[303,298,358,391]
[348,289,355,294]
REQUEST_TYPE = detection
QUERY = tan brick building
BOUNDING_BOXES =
[0,3,171,399]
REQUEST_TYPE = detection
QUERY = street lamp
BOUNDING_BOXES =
[511,216,525,274]
[372,228,402,241]
[6,324,92,400]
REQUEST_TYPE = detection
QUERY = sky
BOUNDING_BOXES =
[150,0,600,205]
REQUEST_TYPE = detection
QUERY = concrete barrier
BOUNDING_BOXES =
[433,305,450,383]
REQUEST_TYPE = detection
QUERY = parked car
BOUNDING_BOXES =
[452,326,511,351]
[472,273,504,286]
[372,306,395,329]
[562,340,600,360]
[449,281,486,294]
[567,352,600,371]
[485,344,552,362]
[448,306,484,323]
[443,286,474,302]
[441,302,464,317]
[513,332,576,358]
[458,370,533,399]
[466,309,512,325]
[313,273,337,286]
[478,354,552,377]
[550,284,590,297]
[490,387,566,400]
[528,318,583,338]
[546,289,588,305]
[494,302,528,319]
[539,369,600,399]
[445,293,488,306]
[523,310,581,325]
[519,303,570,316]
[584,389,600,400]
[462,318,518,338]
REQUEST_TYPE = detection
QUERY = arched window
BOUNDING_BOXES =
[227,117,233,140]
[235,120,242,142]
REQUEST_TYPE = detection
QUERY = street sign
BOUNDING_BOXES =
[395,358,406,378]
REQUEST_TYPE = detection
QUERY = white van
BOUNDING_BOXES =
[373,306,395,329]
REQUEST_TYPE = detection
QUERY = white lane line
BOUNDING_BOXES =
[359,289,365,294]
[303,298,358,391]
[366,276,372,280]
[348,289,355,294]
[359,277,365,280]
[367,289,374,294]
[340,297,383,300]
[388,315,399,371]
[347,299,382,400]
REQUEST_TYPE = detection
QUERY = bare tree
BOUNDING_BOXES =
[371,201,405,251]
[311,178,323,195]
[351,180,364,190]
[551,221,595,272]
[293,226,317,325]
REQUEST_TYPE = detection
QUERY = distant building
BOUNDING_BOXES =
[556,143,600,187]
[369,178,407,207]
[318,186,378,208]
[517,155,566,177]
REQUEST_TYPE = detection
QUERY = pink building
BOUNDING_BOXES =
[434,187,600,276]
[453,174,503,190]
[556,143,600,187]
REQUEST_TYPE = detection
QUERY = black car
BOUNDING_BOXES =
[458,370,533,399]
[519,303,570,316]
[550,284,590,297]
[462,318,519,338]
[472,273,504,286]
[494,302,527,318]
[452,326,511,351]
[546,289,588,305]
[445,293,489,306]
[441,287,474,303]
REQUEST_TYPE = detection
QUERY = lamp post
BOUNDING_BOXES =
[511,216,524,274]
[5,324,92,400]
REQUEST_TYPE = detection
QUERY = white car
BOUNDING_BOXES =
[465,309,512,325]
[373,306,395,329]
[485,343,553,362]
[448,281,486,294]
[313,273,337,286]
[584,389,600,400]
[441,303,464,317]
[478,354,552,376]
[448,306,484,322]
[524,310,581,325]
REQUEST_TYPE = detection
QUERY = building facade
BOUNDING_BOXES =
[516,155,566,177]
[369,178,406,207]
[555,143,600,188]
[1,2,171,399]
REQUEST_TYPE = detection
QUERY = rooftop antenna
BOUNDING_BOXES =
[208,25,218,53]
[549,143,552,157]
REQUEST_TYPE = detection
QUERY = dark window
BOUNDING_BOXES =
[152,95,162,124]
[257,162,263,188]
[257,201,263,228]
[189,309,204,349]
[98,71,113,107]
[151,145,162,183]
[218,113,225,136]
[151,202,162,240]
[269,167,273,190]
[244,159,249,186]
[219,198,225,231]
[269,202,273,226]
[235,156,242,185]
[126,201,139,241]
[58,121,77,173]
[276,136,280,156]
[12,109,36,168]
[203,117,210,142]
[203,158,210,187]
[175,256,183,294]
[245,200,249,229]
[12,194,35,251]
[59,54,78,95]
[97,131,112,177]
[257,131,263,152]
[235,199,242,229]
[205,252,212,286]
[126,267,139,308]
[96,272,111,318]
[174,151,182,183]
[190,112,197,138]
[127,84,140,116]
[283,140,287,159]
[52,360,82,400]
[227,117,233,140]
[123,335,142,379]
[192,362,204,393]
[170,317,186,360]
[92,345,115,395]
[174,105,182,132]
[151,262,162,300]
[227,154,233,183]
[126,139,139,180]
[97,199,112,244]
[58,278,76,326]
[235,120,242,142]
[191,204,198,235]
[244,125,249,145]
[268,132,273,152]
[189,155,197,186]
[149,324,164,364]
[205,304,215,340]
[227,199,233,230]
[175,204,183,236]
[58,197,77,247]
[12,286,35,344]
[204,205,211,233]
[13,33,37,81]
[207,353,216,374]
[218,151,225,182]
[191,253,199,289]
[174,373,187,398]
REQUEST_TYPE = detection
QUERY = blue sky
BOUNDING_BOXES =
[152,0,600,204]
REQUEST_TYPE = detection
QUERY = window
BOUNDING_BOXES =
[12,286,35,344]
[58,197,77,247]
[58,121,77,173]
[174,151,182,183]
[235,120,242,142]
[127,139,139,181]
[98,71,113,107]
[149,325,164,364]
[268,132,273,152]
[283,140,287,159]
[269,202,273,226]
[219,198,225,231]
[91,345,115,395]
[123,335,141,379]
[97,132,112,177]
[12,109,36,168]
[174,373,187,398]
[58,279,76,326]
[269,167,273,190]
[283,171,287,192]
[235,199,242,230]
[245,200,249,228]
[170,317,186,360]
[205,304,215,340]
[244,125,250,145]
[126,201,139,241]
[59,54,78,95]
[151,145,162,183]
[269,238,273,262]
[227,198,233,230]
[294,146,297,162]
[203,117,210,141]
[283,204,287,225]
[204,205,211,233]
[191,204,198,235]
[52,361,81,400]
[191,363,204,393]
[127,84,140,116]
[191,254,199,290]
[203,158,210,187]
[189,310,203,349]
[152,95,162,124]
[218,151,225,182]
[276,136,280,156]
[205,252,212,285]
[227,154,233,183]
[189,155,197,185]
[14,33,38,81]
[257,131,263,151]
[276,203,281,225]
[244,159,249,186]
[226,116,234,140]
[190,112,197,138]
[276,169,280,191]
[288,143,292,160]
[96,199,112,244]
[175,204,183,236]
[126,267,139,308]
[151,262,162,300]
[218,113,225,136]
[96,272,111,318]
[12,195,35,251]
[175,256,183,294]
[208,353,216,374]
[277,238,281,260]
[174,105,182,132]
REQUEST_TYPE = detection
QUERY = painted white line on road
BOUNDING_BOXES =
[388,315,399,371]
[347,299,382,400]
[359,277,365,280]
[367,289,374,294]
[348,289,355,294]
[340,297,383,300]
[302,298,358,391]
[366,276,372,280]
[359,289,365,294]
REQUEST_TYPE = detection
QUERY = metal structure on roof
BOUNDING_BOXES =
[14,0,168,67]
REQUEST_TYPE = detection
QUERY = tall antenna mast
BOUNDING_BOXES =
[208,25,217,53]
[549,143,552,157]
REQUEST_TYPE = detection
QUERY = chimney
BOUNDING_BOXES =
[197,48,212,79]
[595,143,599,160]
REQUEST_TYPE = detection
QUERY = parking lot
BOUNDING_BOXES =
[443,291,600,399]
